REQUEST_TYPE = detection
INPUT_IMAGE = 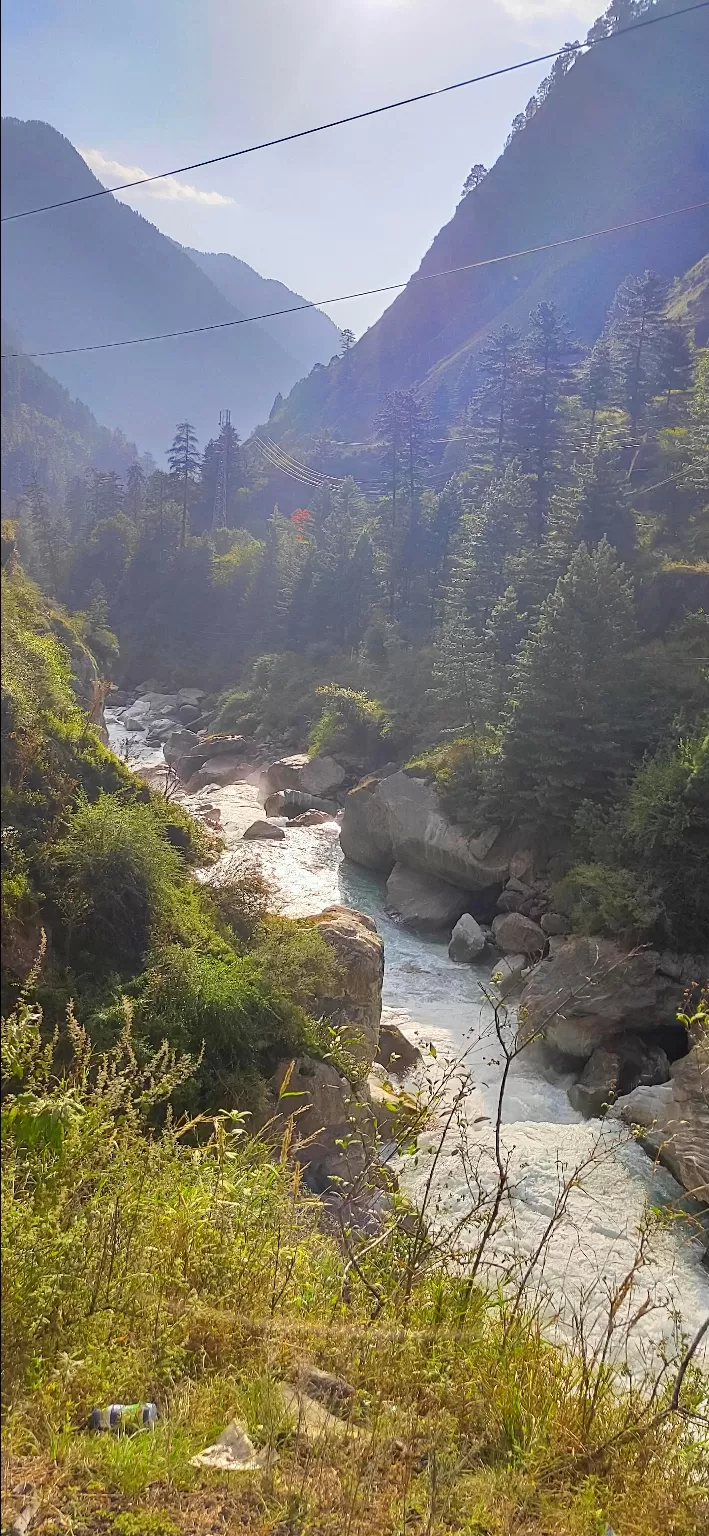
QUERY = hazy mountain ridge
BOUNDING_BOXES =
[0,119,338,455]
[1,322,147,505]
[266,0,709,446]
[183,245,341,377]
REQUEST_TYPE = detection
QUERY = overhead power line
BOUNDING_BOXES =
[3,200,707,362]
[3,1,707,223]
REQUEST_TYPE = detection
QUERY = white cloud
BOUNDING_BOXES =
[79,148,234,206]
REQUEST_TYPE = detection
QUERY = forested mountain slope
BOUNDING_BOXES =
[183,245,341,377]
[1,325,147,506]
[268,0,709,445]
[0,119,335,453]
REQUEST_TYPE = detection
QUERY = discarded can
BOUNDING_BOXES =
[89,1402,158,1432]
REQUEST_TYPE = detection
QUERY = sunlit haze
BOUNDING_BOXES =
[2,0,601,334]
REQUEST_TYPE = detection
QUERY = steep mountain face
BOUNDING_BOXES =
[1,323,146,505]
[268,0,709,445]
[183,246,341,377]
[0,119,335,455]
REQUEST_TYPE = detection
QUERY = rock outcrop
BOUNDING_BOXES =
[492,913,546,957]
[340,770,515,893]
[260,755,310,797]
[448,913,487,963]
[243,820,285,841]
[376,1022,422,1079]
[517,938,684,1060]
[311,907,384,1067]
[264,789,338,818]
[300,756,347,798]
[385,863,469,932]
[270,1056,376,1192]
[568,1035,670,1119]
[610,1042,709,1200]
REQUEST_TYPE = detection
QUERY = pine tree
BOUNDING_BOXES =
[398,391,430,614]
[26,478,60,593]
[377,392,407,617]
[579,337,614,447]
[340,328,356,358]
[433,605,487,731]
[167,421,200,549]
[473,325,522,468]
[605,271,669,433]
[497,540,636,832]
[126,463,145,524]
[460,163,488,199]
[512,302,577,537]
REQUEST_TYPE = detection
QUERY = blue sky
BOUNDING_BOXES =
[2,0,602,334]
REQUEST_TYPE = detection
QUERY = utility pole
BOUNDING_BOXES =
[212,409,230,531]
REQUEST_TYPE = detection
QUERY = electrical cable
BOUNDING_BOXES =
[3,200,707,361]
[3,1,707,223]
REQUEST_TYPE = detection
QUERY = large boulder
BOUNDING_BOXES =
[198,734,246,760]
[264,789,338,818]
[311,907,384,1068]
[376,1022,422,1079]
[448,913,487,963]
[193,755,247,788]
[340,771,515,891]
[489,953,529,1000]
[517,938,684,1060]
[164,728,200,773]
[270,1056,376,1192]
[492,912,546,957]
[610,1042,709,1200]
[385,863,469,932]
[300,755,346,799]
[568,1035,670,1119]
[243,820,285,841]
[260,755,310,797]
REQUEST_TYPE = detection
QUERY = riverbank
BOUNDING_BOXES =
[105,705,709,1365]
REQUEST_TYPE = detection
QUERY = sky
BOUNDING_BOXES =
[2,0,603,336]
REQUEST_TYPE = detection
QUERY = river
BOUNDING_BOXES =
[107,711,709,1365]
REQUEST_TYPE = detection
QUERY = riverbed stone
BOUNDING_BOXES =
[517,938,684,1060]
[264,789,338,818]
[311,906,384,1067]
[376,1022,422,1078]
[489,953,528,999]
[164,728,200,771]
[340,770,516,891]
[610,1042,709,1199]
[300,755,347,799]
[448,913,487,963]
[270,1056,376,1192]
[243,819,286,841]
[385,863,469,932]
[492,912,546,957]
[260,755,310,797]
[568,1036,670,1119]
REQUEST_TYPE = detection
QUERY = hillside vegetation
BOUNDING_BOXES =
[267,0,709,445]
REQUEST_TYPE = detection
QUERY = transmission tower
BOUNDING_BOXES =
[212,409,231,531]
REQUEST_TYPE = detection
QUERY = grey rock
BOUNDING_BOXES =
[300,755,347,799]
[260,754,310,797]
[340,770,517,890]
[489,953,528,999]
[505,877,531,896]
[517,938,684,1060]
[610,1043,709,1200]
[179,704,201,724]
[196,755,248,787]
[385,863,469,932]
[541,913,571,936]
[289,810,334,826]
[376,1022,422,1078]
[270,1056,376,1192]
[198,734,245,759]
[108,689,131,707]
[449,913,487,963]
[496,889,526,914]
[492,912,546,957]
[568,1036,670,1119]
[311,906,384,1069]
[177,687,205,706]
[164,728,200,770]
[657,950,683,982]
[242,820,286,841]
[264,789,338,817]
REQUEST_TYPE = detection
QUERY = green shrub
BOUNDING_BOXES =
[552,862,662,943]
[46,795,186,974]
[309,684,392,760]
[407,733,501,834]
[206,851,276,943]
[624,725,709,947]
